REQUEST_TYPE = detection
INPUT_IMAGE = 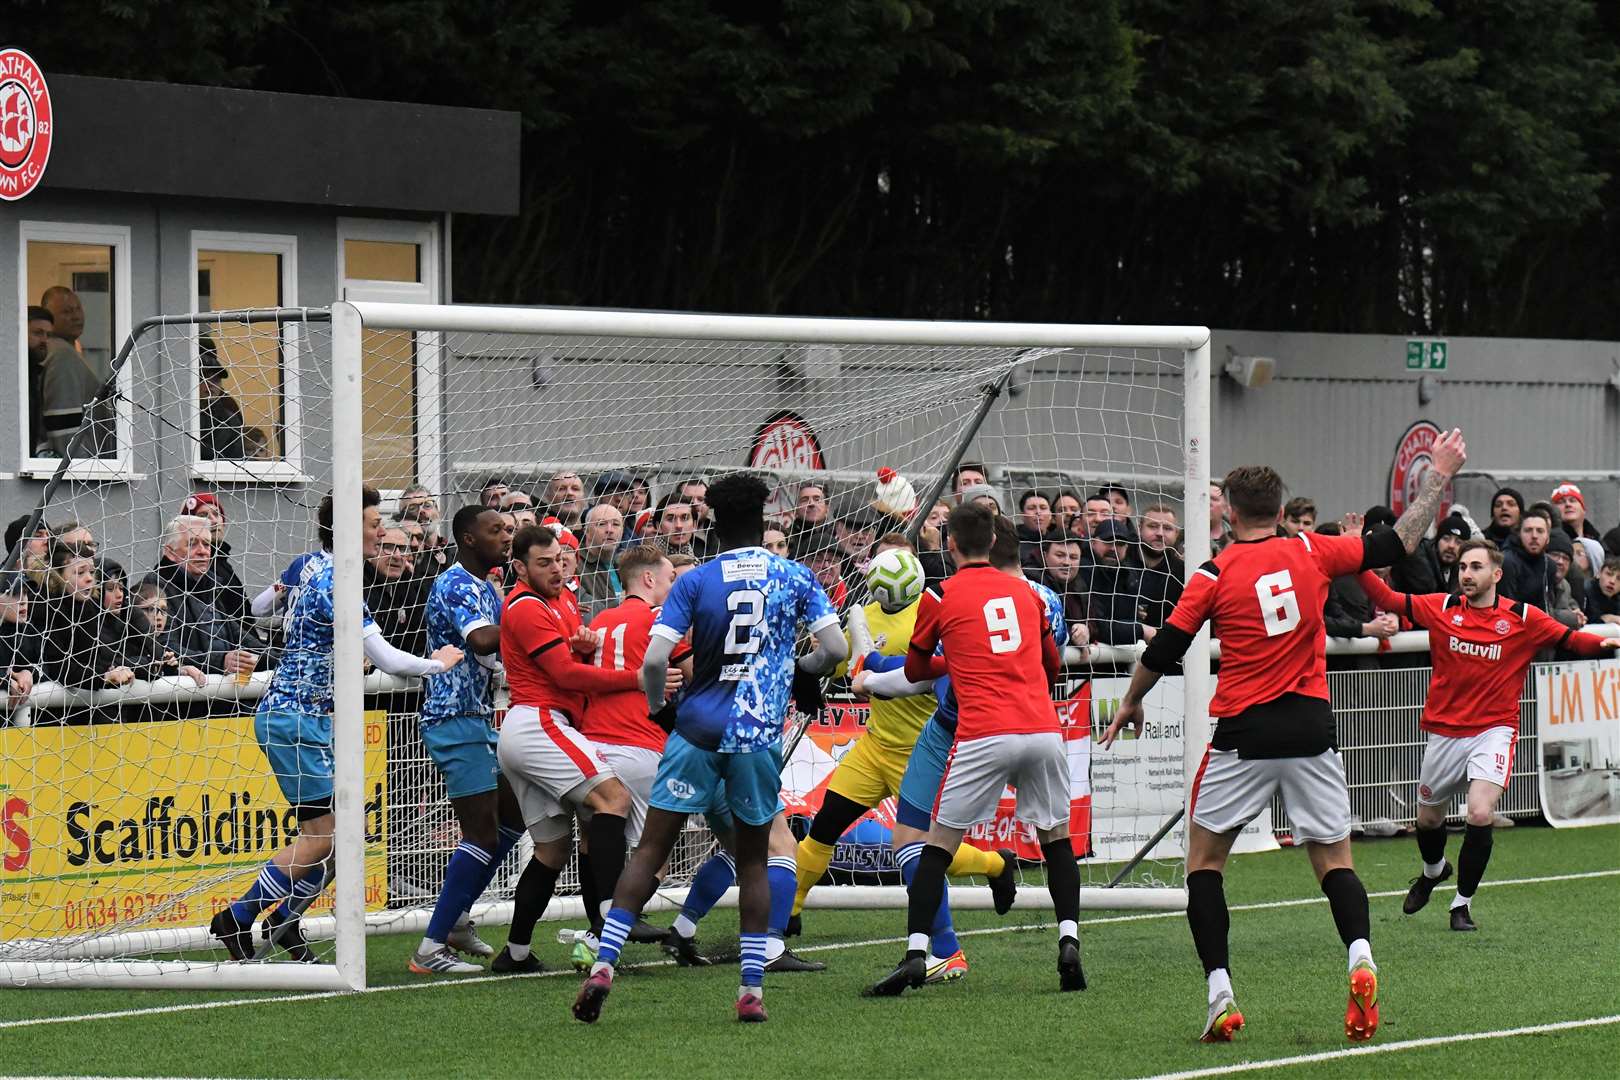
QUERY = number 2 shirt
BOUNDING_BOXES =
[1166,532,1366,719]
[651,546,837,753]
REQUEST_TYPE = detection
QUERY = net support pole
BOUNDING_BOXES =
[903,364,1016,548]
[1180,337,1213,843]
[329,301,368,991]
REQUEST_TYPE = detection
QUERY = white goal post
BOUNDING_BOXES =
[0,301,1208,991]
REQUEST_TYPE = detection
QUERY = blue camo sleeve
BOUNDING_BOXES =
[450,578,490,633]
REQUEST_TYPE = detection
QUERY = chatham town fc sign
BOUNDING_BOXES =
[0,48,52,201]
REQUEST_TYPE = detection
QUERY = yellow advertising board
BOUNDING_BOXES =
[1,712,388,939]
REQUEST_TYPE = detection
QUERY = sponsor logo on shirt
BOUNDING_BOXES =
[723,557,768,582]
[720,662,752,681]
[1449,636,1502,661]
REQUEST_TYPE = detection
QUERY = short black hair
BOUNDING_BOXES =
[947,502,995,558]
[790,524,837,562]
[451,504,495,547]
[512,523,559,561]
[1018,489,1048,512]
[4,514,33,558]
[27,305,52,324]
[317,485,381,550]
[1096,484,1130,503]
[989,514,1022,569]
[706,472,770,533]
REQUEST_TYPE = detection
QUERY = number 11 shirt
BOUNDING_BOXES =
[650,546,837,753]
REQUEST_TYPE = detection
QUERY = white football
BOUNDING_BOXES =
[865,548,924,613]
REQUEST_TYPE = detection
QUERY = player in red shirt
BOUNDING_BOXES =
[1359,538,1617,931]
[867,505,1073,996]
[580,544,689,948]
[1103,429,1466,1045]
[497,524,645,967]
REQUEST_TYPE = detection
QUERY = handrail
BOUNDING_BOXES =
[8,622,1612,726]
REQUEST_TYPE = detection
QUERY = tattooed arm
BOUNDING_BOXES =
[1393,428,1467,555]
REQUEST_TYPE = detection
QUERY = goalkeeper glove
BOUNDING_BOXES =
[791,667,825,716]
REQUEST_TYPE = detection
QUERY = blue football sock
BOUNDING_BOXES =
[681,850,737,925]
[461,827,523,922]
[596,906,635,968]
[897,842,958,957]
[230,863,292,924]
[426,841,493,945]
[766,856,797,940]
[273,860,328,919]
[739,932,768,990]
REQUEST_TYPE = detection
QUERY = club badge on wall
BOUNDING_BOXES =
[1388,420,1453,521]
[0,48,52,202]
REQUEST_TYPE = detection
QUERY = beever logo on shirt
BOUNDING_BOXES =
[1449,636,1501,661]
[723,557,767,582]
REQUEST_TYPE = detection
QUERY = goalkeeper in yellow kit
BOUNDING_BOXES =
[789,540,1016,981]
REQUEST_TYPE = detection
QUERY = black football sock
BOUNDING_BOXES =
[577,849,600,934]
[905,846,952,958]
[1415,825,1448,871]
[1456,823,1494,901]
[586,813,628,928]
[507,859,561,950]
[1185,869,1230,975]
[1321,867,1371,948]
[1041,838,1081,934]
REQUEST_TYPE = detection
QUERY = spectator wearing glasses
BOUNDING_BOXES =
[152,514,263,679]
[181,493,251,626]
[365,526,431,656]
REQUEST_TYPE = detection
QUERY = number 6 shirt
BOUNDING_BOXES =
[1165,532,1368,719]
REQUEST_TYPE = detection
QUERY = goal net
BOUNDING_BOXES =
[0,302,1209,990]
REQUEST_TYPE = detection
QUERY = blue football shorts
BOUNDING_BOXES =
[421,714,501,800]
[650,731,786,828]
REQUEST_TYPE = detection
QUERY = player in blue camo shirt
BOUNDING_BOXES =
[409,505,532,975]
[573,473,846,1025]
[210,486,465,963]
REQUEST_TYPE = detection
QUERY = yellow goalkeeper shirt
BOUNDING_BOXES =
[839,599,934,754]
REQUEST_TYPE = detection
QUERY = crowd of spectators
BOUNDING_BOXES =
[3,460,1616,723]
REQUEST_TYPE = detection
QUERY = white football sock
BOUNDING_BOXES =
[738,984,761,1001]
[416,936,437,955]
[765,936,785,962]
[907,932,930,954]
[1207,967,1232,1003]
[1423,859,1447,878]
[506,942,530,961]
[1450,890,1472,910]
[1059,919,1079,941]
[1347,937,1373,972]
[672,914,698,939]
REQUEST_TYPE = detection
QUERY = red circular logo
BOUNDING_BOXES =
[749,411,824,473]
[0,49,51,201]
[1388,420,1453,520]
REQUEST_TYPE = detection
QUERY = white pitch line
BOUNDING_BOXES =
[1127,1013,1620,1080]
[2,866,1615,1034]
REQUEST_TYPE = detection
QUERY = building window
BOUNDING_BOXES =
[18,222,132,477]
[190,232,303,481]
[339,222,438,494]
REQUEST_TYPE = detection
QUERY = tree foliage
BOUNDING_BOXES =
[14,0,1619,335]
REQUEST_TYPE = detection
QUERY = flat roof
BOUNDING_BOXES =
[37,75,521,216]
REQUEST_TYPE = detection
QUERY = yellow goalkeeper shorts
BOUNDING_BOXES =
[826,734,911,808]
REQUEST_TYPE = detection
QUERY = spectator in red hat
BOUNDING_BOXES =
[180,492,250,625]
[1552,483,1600,543]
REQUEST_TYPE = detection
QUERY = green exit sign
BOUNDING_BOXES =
[1406,339,1448,370]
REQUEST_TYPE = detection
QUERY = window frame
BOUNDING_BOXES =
[16,220,135,481]
[187,229,307,484]
[336,217,443,504]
